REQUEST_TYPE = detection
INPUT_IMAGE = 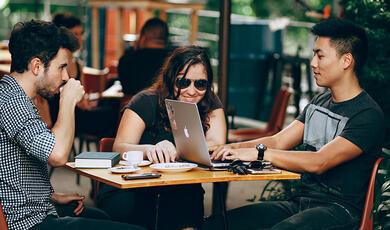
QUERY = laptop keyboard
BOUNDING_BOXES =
[210,159,233,168]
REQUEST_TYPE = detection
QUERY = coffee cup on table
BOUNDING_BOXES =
[122,151,143,165]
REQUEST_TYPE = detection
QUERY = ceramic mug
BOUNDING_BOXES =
[122,151,143,165]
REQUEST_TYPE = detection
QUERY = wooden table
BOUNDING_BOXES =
[65,162,300,189]
[65,162,299,229]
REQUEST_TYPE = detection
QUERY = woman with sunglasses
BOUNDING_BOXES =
[96,46,226,230]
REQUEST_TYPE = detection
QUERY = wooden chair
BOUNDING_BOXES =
[100,137,115,152]
[359,157,384,230]
[0,201,8,230]
[89,138,116,202]
[228,87,292,143]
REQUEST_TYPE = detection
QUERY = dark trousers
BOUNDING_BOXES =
[31,202,145,230]
[31,215,145,230]
[55,201,110,219]
[204,197,360,230]
[97,184,205,230]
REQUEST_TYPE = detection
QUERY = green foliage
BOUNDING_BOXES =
[341,0,390,148]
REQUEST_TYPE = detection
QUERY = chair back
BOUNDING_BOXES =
[82,67,109,96]
[359,157,384,230]
[91,137,116,202]
[265,87,291,133]
[99,138,115,152]
[0,201,8,230]
[107,60,118,79]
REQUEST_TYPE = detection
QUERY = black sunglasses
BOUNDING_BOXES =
[175,77,208,91]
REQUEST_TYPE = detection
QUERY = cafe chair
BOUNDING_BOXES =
[228,87,292,143]
[0,201,8,230]
[89,137,116,202]
[359,157,384,230]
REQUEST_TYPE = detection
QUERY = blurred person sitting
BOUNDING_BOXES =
[51,12,118,141]
[118,17,171,96]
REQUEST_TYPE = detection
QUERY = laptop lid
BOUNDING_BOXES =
[165,99,213,167]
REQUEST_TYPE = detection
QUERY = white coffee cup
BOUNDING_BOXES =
[122,151,143,165]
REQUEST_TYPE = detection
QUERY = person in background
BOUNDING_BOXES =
[0,19,143,230]
[49,12,96,124]
[118,17,171,96]
[52,12,119,144]
[97,46,226,230]
[206,19,384,229]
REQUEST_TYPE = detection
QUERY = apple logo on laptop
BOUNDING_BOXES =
[184,126,190,138]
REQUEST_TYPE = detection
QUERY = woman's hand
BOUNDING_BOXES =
[146,140,177,163]
[51,193,85,216]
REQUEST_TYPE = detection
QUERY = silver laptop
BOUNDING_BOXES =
[165,99,231,169]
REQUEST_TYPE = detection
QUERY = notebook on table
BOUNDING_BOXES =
[75,152,120,168]
[165,99,232,170]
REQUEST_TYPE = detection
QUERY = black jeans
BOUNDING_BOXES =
[55,201,110,220]
[97,184,205,230]
[31,215,145,230]
[204,197,360,230]
[31,202,145,230]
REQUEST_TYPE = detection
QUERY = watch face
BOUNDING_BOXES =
[256,144,266,151]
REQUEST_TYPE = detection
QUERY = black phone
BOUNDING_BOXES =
[121,173,161,180]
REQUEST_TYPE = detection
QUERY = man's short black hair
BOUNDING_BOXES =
[311,19,368,76]
[52,13,82,29]
[140,17,169,45]
[311,19,368,77]
[8,20,79,73]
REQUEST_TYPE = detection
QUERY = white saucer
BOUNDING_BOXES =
[108,166,141,174]
[119,160,152,167]
[149,163,198,173]
[138,160,152,167]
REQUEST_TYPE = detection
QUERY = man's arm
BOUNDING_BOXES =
[211,120,304,160]
[264,136,363,174]
[49,79,84,167]
[222,135,363,174]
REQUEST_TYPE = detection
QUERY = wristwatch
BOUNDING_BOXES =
[255,144,267,161]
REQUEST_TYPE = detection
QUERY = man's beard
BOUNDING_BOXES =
[37,88,55,99]
[35,72,57,99]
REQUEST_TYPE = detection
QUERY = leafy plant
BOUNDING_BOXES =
[341,0,390,148]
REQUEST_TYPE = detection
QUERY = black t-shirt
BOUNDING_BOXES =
[296,90,384,214]
[127,89,223,145]
[97,89,223,201]
[118,48,171,95]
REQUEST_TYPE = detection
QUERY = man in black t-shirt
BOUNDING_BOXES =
[207,19,385,230]
[118,18,171,96]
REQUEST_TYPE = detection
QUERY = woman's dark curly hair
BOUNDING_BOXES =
[149,46,215,133]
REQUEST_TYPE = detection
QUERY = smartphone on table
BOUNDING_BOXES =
[121,173,161,180]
